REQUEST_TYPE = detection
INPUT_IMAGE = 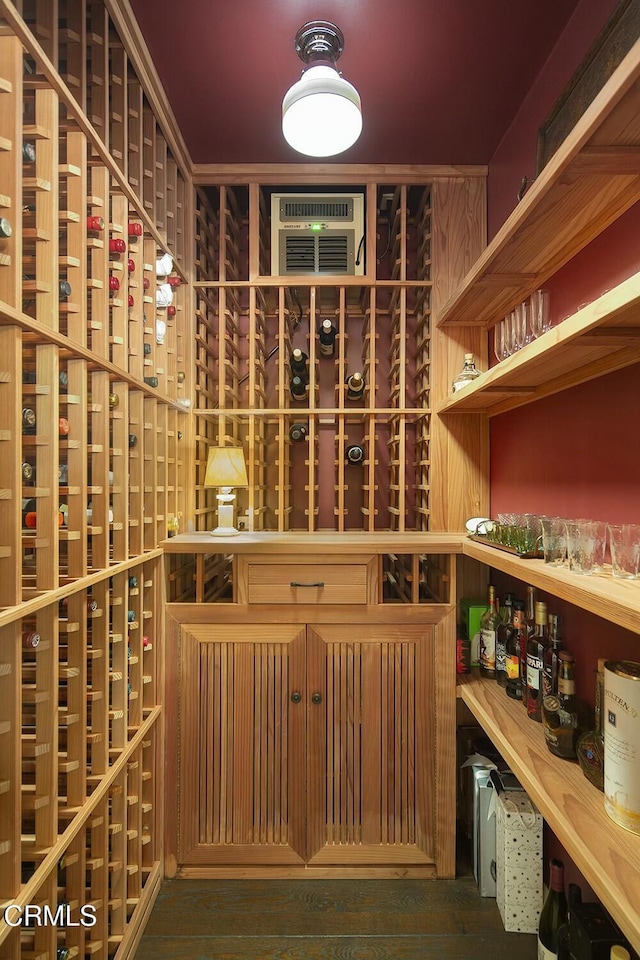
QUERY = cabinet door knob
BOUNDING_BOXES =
[290,691,302,704]
[311,692,322,704]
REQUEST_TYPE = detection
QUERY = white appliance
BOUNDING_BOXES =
[271,193,365,276]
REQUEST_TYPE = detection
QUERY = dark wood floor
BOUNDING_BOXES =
[134,876,537,959]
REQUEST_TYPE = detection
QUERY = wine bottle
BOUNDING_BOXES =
[127,258,135,273]
[346,371,365,400]
[109,393,119,409]
[345,444,364,464]
[22,461,35,482]
[128,222,143,238]
[611,947,631,960]
[128,434,138,447]
[0,217,12,239]
[290,347,309,379]
[495,593,513,687]
[108,275,120,293]
[318,319,337,357]
[128,610,136,623]
[144,376,159,388]
[109,238,126,254]
[289,375,307,401]
[22,630,40,649]
[479,585,499,679]
[289,422,307,442]
[527,601,549,722]
[537,858,568,960]
[22,141,36,163]
[129,575,138,588]
[22,407,36,433]
[87,215,105,232]
[505,601,525,700]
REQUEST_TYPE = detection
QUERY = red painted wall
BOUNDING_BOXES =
[485,0,640,907]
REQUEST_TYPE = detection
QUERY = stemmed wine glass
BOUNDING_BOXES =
[512,301,527,351]
[493,319,509,363]
[529,288,550,338]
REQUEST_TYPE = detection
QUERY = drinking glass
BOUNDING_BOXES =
[504,311,517,356]
[540,517,567,566]
[607,524,640,579]
[590,521,608,573]
[530,288,550,337]
[565,520,597,575]
[493,319,508,363]
[512,302,527,351]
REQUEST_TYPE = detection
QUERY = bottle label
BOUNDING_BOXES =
[558,677,575,696]
[527,654,543,690]
[505,655,520,680]
[538,939,556,960]
[480,628,495,670]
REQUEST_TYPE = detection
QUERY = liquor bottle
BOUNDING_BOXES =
[479,585,499,679]
[505,600,525,700]
[526,600,548,722]
[346,371,365,400]
[289,375,308,401]
[318,319,337,357]
[451,353,482,393]
[289,422,307,442]
[537,858,568,960]
[346,444,364,464]
[109,238,126,254]
[22,141,36,163]
[542,651,583,760]
[290,347,309,379]
[522,584,536,705]
[0,217,12,238]
[542,613,562,698]
[22,630,40,649]
[87,215,105,232]
[495,593,513,687]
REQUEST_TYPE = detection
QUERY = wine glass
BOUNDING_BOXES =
[530,288,550,337]
[503,310,516,356]
[493,319,508,363]
[512,302,527,352]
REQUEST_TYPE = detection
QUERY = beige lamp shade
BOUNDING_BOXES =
[204,446,248,488]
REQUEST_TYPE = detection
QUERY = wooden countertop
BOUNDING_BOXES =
[161,531,468,554]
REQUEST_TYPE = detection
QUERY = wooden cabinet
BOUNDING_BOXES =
[164,533,460,878]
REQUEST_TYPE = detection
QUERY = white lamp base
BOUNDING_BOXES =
[210,493,240,537]
[211,525,240,537]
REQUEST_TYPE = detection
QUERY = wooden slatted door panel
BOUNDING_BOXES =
[306,624,435,868]
[179,623,307,865]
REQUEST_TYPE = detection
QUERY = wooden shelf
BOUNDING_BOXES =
[437,38,640,329]
[161,530,467,555]
[438,271,640,415]
[461,538,640,636]
[459,673,640,953]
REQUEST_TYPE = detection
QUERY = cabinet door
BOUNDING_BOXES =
[306,624,436,867]
[178,623,307,865]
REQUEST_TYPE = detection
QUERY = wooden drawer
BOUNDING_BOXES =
[238,556,375,604]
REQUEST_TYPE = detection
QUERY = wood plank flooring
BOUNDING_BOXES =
[134,878,537,959]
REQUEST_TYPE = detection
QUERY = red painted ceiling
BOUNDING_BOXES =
[128,0,582,165]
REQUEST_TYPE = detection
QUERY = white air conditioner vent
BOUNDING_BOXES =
[272,193,364,276]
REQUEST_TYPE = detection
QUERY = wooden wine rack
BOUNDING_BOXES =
[192,178,485,534]
[0,2,192,956]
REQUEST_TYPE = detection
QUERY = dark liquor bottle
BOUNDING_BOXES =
[289,422,307,442]
[522,584,536,705]
[542,651,583,760]
[495,593,513,687]
[537,858,568,960]
[290,348,308,379]
[505,601,525,700]
[345,444,364,464]
[479,585,499,679]
[289,375,307,401]
[318,319,337,357]
[542,613,562,698]
[526,600,548,722]
[346,371,365,400]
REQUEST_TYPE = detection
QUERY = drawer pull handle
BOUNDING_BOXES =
[290,691,302,704]
[290,580,325,588]
[311,692,323,705]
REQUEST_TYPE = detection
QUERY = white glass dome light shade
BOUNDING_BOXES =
[282,64,362,157]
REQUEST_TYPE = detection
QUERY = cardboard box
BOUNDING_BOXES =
[496,789,543,933]
[460,597,486,667]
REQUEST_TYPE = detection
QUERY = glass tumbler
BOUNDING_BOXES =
[565,520,597,575]
[607,524,640,579]
[540,517,567,566]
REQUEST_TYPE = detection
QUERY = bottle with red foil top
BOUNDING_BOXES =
[109,238,126,254]
[59,417,70,437]
[167,275,181,287]
[128,294,134,308]
[87,215,105,232]
[109,276,120,293]
[456,631,471,674]
[127,258,135,273]
[167,305,176,317]
[537,858,568,960]
[128,222,143,238]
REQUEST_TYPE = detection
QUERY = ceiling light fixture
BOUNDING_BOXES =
[282,20,362,158]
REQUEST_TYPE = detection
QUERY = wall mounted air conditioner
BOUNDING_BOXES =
[271,193,365,276]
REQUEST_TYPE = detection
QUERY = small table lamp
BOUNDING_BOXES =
[204,446,248,536]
